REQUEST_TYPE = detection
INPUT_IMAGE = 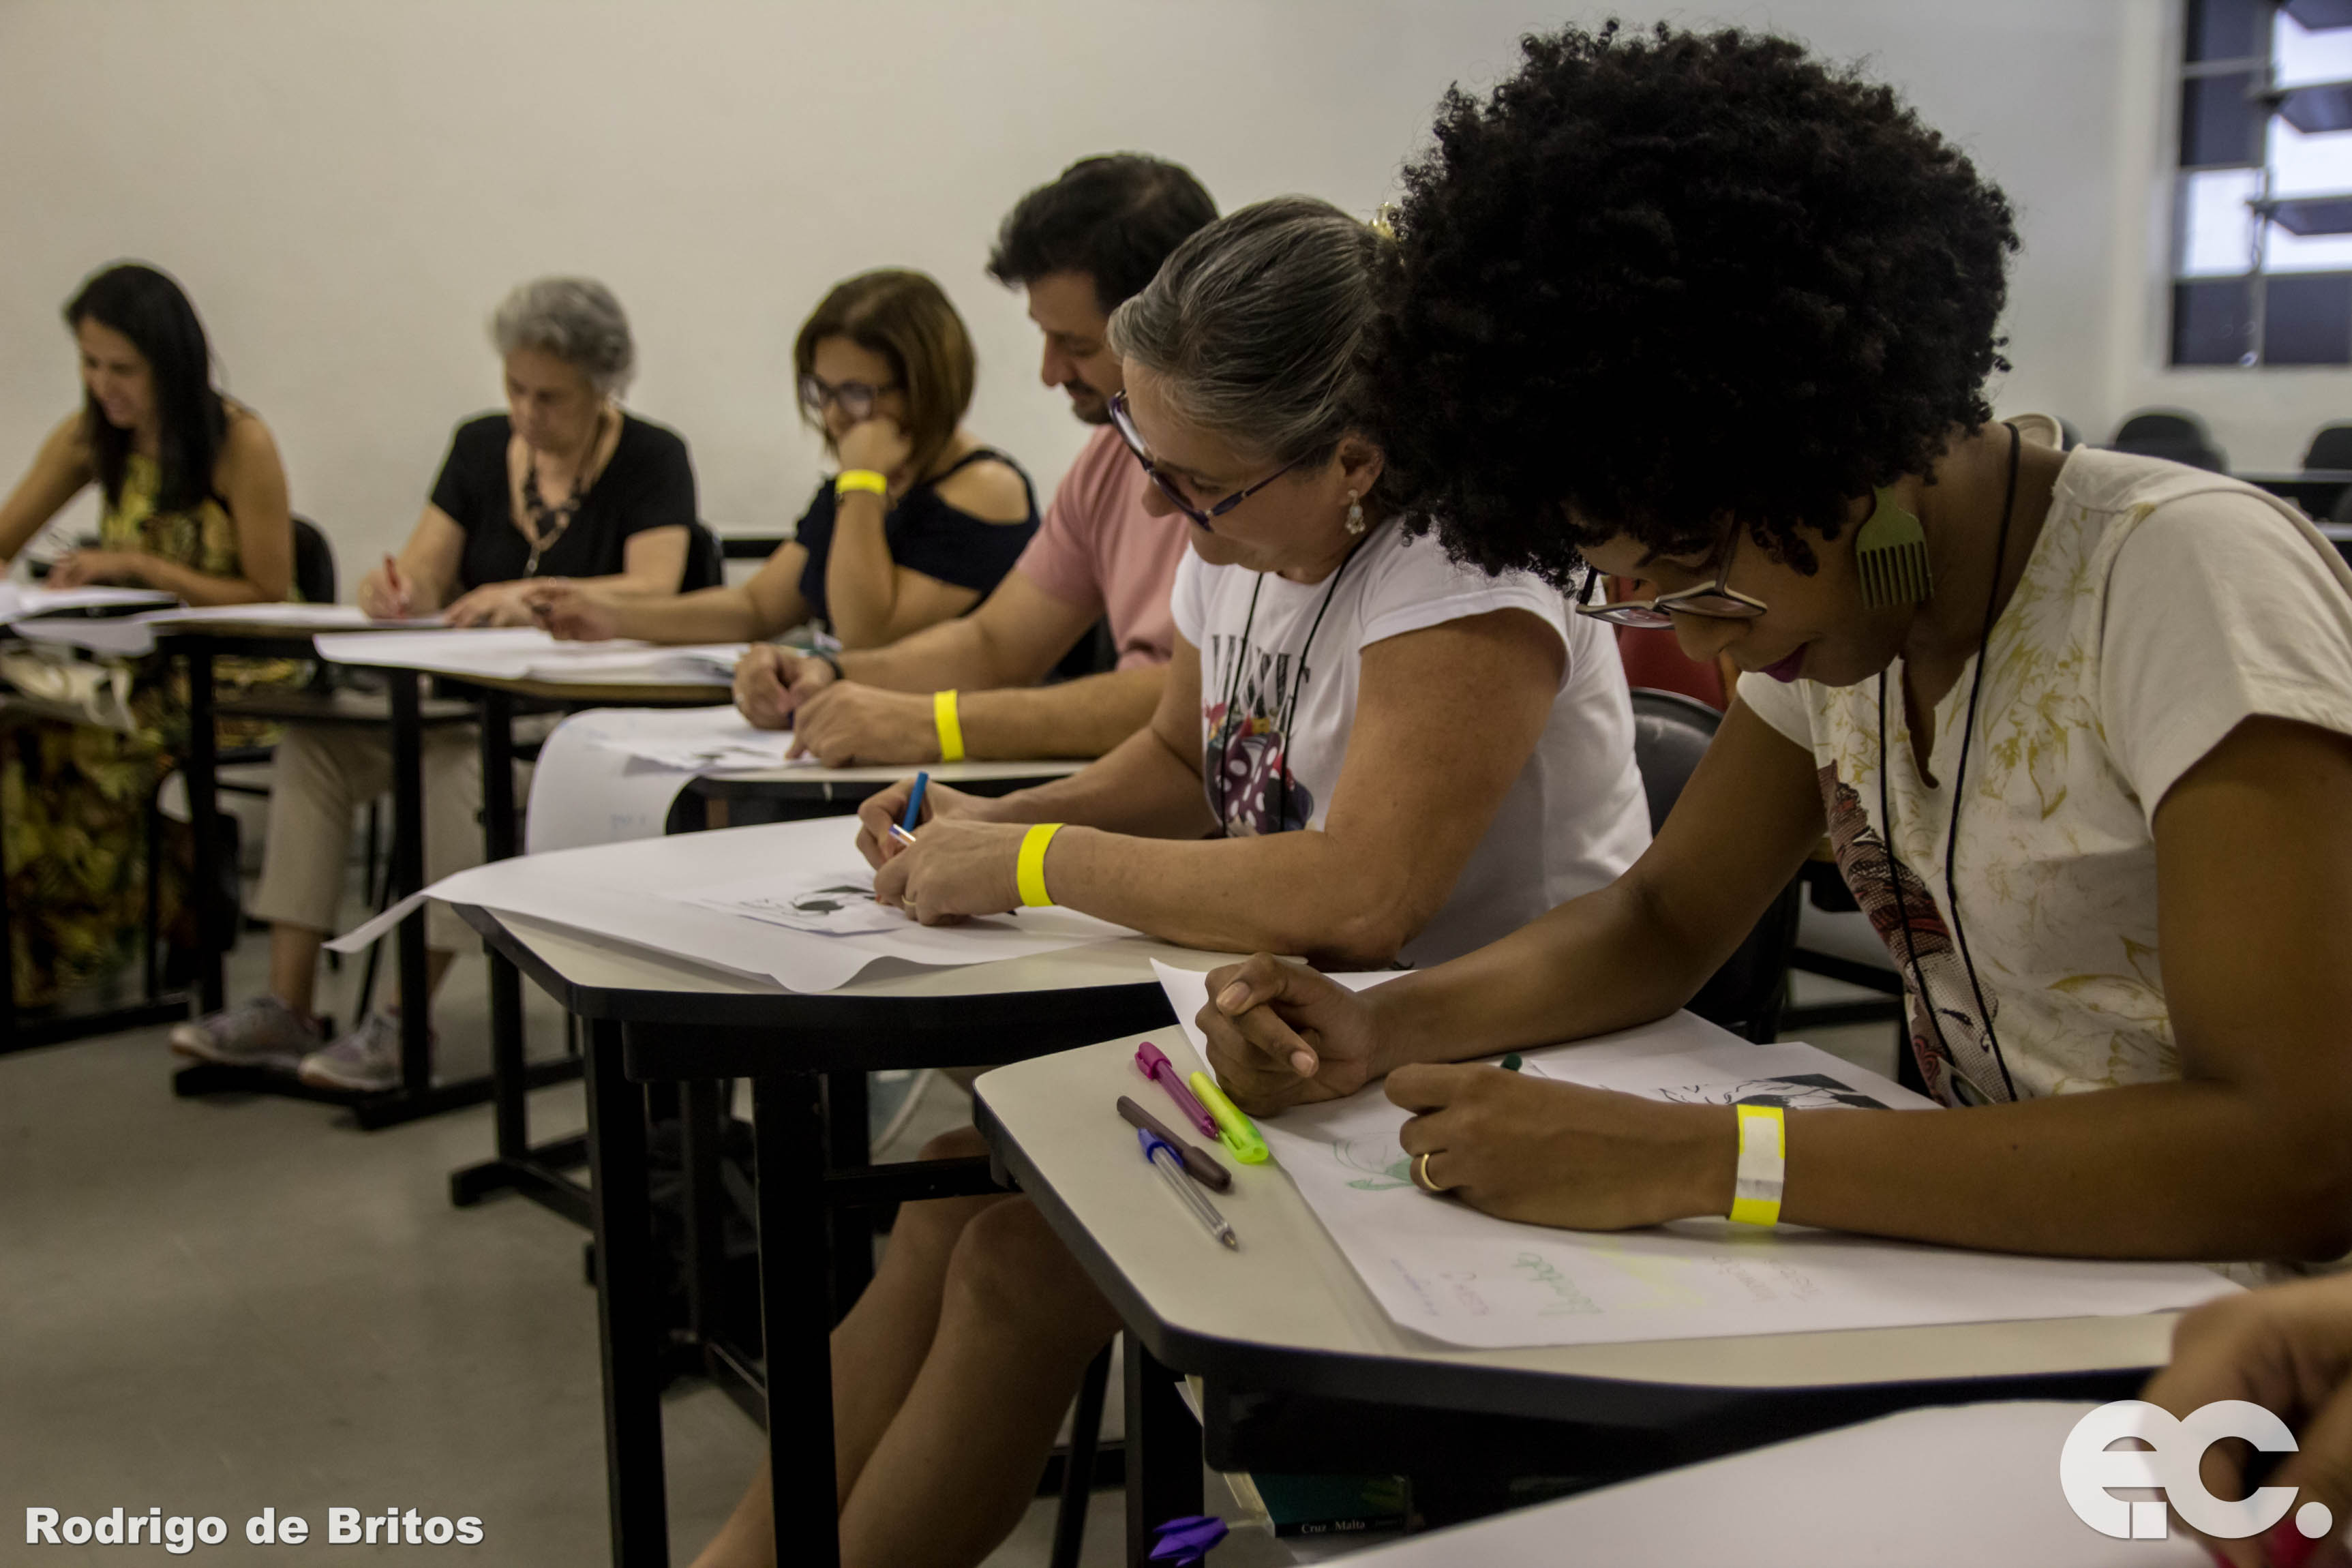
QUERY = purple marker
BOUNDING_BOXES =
[1134,1042,1218,1139]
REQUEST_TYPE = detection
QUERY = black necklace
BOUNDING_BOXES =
[1211,528,1372,835]
[518,408,610,577]
[1878,421,2021,1102]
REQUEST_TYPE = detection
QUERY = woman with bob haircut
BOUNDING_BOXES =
[170,275,699,1093]
[0,261,295,1003]
[541,267,1038,650]
[1201,25,2352,1274]
[684,196,1650,1568]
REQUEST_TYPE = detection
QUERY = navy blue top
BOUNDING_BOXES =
[791,447,1038,629]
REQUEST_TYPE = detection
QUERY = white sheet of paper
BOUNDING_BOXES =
[0,584,177,623]
[674,868,911,935]
[316,627,741,684]
[331,815,1135,993]
[522,707,816,855]
[1346,1401,2210,1567]
[1152,963,2237,1348]
[12,601,440,656]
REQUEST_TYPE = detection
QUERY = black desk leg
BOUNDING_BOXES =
[680,1078,727,1349]
[1124,1339,1202,1568]
[389,669,431,1091]
[825,1070,873,1318]
[477,689,525,1158]
[586,1019,669,1567]
[183,635,224,1014]
[754,1071,841,1568]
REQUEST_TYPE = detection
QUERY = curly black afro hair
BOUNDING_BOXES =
[1371,22,2019,583]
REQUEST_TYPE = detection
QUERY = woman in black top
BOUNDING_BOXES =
[540,268,1036,650]
[357,278,694,624]
[171,277,699,1096]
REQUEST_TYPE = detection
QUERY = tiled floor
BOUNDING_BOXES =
[0,875,1898,1567]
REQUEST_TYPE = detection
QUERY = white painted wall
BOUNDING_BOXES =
[3,0,2336,574]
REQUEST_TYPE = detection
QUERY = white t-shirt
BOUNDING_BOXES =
[1741,445,2352,1106]
[1170,517,1652,967]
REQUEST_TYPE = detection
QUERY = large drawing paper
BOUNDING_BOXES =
[315,627,741,684]
[0,584,177,623]
[331,815,1132,992]
[1151,964,2235,1348]
[522,707,812,855]
[14,602,438,656]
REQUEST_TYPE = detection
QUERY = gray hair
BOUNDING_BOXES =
[490,276,635,395]
[1105,196,1385,467]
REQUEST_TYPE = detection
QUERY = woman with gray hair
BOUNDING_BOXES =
[169,276,699,1094]
[684,198,1650,1568]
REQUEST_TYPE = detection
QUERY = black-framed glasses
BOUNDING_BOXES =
[1574,530,1769,628]
[800,374,901,423]
[1108,390,1302,527]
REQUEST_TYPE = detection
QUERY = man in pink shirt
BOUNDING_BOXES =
[733,155,1213,763]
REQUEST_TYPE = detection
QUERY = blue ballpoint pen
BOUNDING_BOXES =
[903,771,930,828]
[1139,1128,1237,1249]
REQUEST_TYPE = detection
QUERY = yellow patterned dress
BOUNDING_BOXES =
[0,454,295,1006]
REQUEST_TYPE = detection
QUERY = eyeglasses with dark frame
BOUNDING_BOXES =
[799,373,902,424]
[1108,390,1303,527]
[1573,529,1770,628]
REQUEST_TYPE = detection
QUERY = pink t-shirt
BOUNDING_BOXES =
[1012,423,1189,669]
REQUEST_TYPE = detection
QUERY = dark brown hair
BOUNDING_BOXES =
[793,269,976,482]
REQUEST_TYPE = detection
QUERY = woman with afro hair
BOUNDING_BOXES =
[1200,24,2352,1268]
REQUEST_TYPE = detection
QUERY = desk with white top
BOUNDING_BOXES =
[450,738,1087,1227]
[455,877,1237,1568]
[974,1032,2185,1558]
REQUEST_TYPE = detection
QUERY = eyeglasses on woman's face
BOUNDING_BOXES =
[799,373,901,423]
[1108,390,1302,528]
[1574,529,1770,628]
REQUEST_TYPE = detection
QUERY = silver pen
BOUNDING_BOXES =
[1139,1128,1237,1249]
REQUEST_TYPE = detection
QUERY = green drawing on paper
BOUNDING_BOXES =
[1333,1137,1413,1190]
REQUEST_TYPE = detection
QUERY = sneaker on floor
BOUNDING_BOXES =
[168,996,322,1070]
[296,1012,405,1094]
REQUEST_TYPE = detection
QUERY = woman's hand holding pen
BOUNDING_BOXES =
[358,554,410,619]
[1390,1067,1733,1231]
[854,779,1017,923]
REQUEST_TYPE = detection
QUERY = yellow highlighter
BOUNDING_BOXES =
[1188,1071,1269,1164]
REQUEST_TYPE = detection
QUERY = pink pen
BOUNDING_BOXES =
[1134,1042,1218,1139]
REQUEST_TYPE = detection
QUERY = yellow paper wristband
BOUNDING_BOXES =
[1015,822,1063,907]
[933,689,965,763]
[834,468,888,498]
[1728,1104,1785,1226]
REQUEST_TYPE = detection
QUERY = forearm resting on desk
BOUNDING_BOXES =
[601,584,770,643]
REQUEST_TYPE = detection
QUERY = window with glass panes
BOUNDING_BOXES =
[2175,0,2352,366]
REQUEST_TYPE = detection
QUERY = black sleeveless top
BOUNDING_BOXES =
[789,447,1038,630]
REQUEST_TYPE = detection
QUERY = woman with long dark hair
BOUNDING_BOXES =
[0,261,295,1004]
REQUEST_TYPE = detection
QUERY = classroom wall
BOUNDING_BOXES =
[5,0,2330,573]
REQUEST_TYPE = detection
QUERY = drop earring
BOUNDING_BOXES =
[1344,492,1366,536]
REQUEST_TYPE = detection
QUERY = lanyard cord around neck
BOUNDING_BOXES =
[1878,421,2021,1102]
[1213,531,1371,835]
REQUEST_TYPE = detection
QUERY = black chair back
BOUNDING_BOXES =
[681,522,725,592]
[2305,423,2352,472]
[2110,408,2230,473]
[1628,688,1802,1042]
[291,515,337,604]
